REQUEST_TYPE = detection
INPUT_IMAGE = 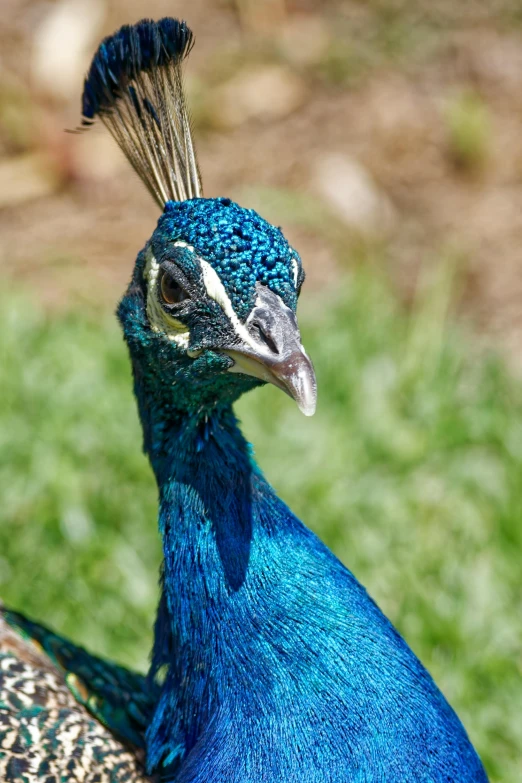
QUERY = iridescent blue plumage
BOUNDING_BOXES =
[1,15,489,783]
[134,406,487,781]
[159,198,302,317]
[110,18,488,779]
[114,195,488,778]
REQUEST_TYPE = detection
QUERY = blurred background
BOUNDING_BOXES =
[1,1,522,780]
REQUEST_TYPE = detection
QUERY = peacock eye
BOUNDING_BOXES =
[159,270,189,305]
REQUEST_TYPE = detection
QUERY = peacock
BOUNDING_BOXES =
[0,17,489,783]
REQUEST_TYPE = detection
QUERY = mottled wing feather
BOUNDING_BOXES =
[1,608,156,749]
[0,612,154,783]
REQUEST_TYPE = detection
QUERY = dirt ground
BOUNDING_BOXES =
[1,0,522,363]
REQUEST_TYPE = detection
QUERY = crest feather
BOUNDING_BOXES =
[80,18,202,206]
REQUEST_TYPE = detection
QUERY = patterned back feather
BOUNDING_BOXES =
[0,606,155,782]
[80,18,202,207]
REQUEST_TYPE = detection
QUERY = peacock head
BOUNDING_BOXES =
[117,197,315,418]
[82,18,316,418]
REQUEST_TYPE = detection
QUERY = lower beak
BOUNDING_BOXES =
[222,286,317,417]
[226,346,317,416]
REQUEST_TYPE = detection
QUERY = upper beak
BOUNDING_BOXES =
[222,284,317,416]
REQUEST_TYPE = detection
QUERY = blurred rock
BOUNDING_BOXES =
[278,15,330,67]
[0,154,59,207]
[312,154,395,235]
[210,65,306,128]
[31,0,105,101]
[236,0,287,35]
[453,30,522,93]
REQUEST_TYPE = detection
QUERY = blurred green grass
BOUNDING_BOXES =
[1,269,521,782]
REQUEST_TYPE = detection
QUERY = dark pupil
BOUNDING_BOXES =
[160,271,186,305]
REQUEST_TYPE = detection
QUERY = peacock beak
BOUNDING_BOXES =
[222,285,317,416]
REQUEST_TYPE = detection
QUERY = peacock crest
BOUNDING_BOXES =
[80,18,201,206]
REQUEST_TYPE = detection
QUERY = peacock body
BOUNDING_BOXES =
[1,17,488,783]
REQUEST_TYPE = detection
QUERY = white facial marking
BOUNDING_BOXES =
[200,259,260,350]
[173,240,194,253]
[292,258,299,287]
[144,246,191,349]
[144,248,292,356]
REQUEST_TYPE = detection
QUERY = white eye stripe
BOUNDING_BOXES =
[145,246,292,351]
[199,260,259,350]
[173,240,195,252]
[292,258,299,287]
[143,248,256,351]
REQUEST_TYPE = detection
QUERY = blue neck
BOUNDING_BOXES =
[136,378,488,782]
[149,403,255,595]
[141,382,267,770]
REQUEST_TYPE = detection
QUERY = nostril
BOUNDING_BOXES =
[250,321,279,355]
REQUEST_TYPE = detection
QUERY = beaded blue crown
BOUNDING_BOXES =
[158,198,301,318]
